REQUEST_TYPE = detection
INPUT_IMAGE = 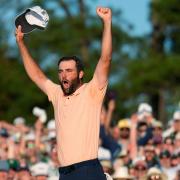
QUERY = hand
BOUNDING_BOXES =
[15,25,24,44]
[146,114,153,124]
[96,7,112,22]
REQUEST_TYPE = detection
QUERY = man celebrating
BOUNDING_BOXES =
[15,7,112,180]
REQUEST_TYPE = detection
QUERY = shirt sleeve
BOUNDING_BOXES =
[44,79,61,103]
[88,75,108,102]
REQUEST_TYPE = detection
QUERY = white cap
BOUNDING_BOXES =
[30,162,49,177]
[32,106,47,123]
[117,149,128,157]
[25,131,35,141]
[47,120,55,130]
[152,120,162,128]
[147,167,162,176]
[98,146,111,161]
[47,120,56,139]
[13,117,25,125]
[48,131,56,139]
[173,111,180,121]
[113,166,134,179]
[138,103,152,114]
[15,6,49,34]
[132,156,146,166]
[25,6,49,28]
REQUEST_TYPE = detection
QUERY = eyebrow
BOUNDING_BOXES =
[58,68,74,72]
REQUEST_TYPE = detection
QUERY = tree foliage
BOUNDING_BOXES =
[0,0,132,123]
[0,0,179,124]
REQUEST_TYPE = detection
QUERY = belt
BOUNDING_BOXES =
[59,158,99,175]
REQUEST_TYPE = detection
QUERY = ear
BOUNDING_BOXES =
[79,70,84,79]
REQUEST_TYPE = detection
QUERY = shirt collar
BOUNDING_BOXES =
[63,83,86,97]
[72,83,85,96]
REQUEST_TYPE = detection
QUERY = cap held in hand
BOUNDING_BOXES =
[15,6,49,34]
[32,106,47,123]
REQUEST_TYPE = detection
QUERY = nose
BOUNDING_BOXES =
[59,71,67,80]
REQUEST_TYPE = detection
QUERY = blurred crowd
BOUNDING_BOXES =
[0,107,59,180]
[99,100,180,180]
[0,100,179,180]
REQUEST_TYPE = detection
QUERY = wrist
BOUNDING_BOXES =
[103,18,112,24]
[17,39,24,47]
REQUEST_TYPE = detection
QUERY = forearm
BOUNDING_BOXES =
[19,136,26,155]
[18,41,46,80]
[0,121,18,132]
[130,124,138,159]
[17,41,47,92]
[35,130,41,150]
[94,7,112,87]
[100,20,112,61]
[105,108,113,130]
[95,19,112,87]
[7,140,15,159]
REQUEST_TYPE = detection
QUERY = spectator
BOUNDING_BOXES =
[117,119,131,150]
[137,103,153,123]
[31,162,49,180]
[174,169,180,180]
[0,160,9,180]
[170,153,179,167]
[143,145,161,169]
[17,164,32,180]
[159,150,178,180]
[100,101,121,161]
[159,150,171,168]
[142,167,167,180]
[113,149,131,170]
[47,145,60,180]
[163,110,180,139]
[8,159,20,180]
[137,121,153,146]
[100,159,113,175]
[132,157,147,180]
[163,137,174,155]
[174,132,180,152]
[171,111,180,138]
[151,121,163,146]
[112,166,134,180]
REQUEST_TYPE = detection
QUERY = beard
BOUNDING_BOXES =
[59,77,81,96]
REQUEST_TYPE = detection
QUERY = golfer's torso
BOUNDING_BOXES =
[54,83,102,166]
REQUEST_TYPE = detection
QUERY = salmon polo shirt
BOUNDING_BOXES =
[44,75,107,166]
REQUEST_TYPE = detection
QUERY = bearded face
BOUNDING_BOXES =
[58,60,83,96]
[59,75,81,96]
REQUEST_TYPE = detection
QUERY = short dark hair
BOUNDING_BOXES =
[58,56,84,73]
[137,121,148,130]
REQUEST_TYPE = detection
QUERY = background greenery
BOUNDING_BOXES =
[0,0,180,126]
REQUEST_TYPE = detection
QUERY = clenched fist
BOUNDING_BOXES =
[96,7,112,22]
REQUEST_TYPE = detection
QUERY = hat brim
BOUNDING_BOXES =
[113,177,133,180]
[15,10,37,34]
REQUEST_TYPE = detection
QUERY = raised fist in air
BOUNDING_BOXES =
[96,7,112,22]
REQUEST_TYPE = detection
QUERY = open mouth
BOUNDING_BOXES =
[62,80,70,88]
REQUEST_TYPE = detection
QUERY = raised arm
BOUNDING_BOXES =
[95,7,112,89]
[15,26,48,93]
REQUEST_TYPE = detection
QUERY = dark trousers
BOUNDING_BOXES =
[59,159,106,180]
